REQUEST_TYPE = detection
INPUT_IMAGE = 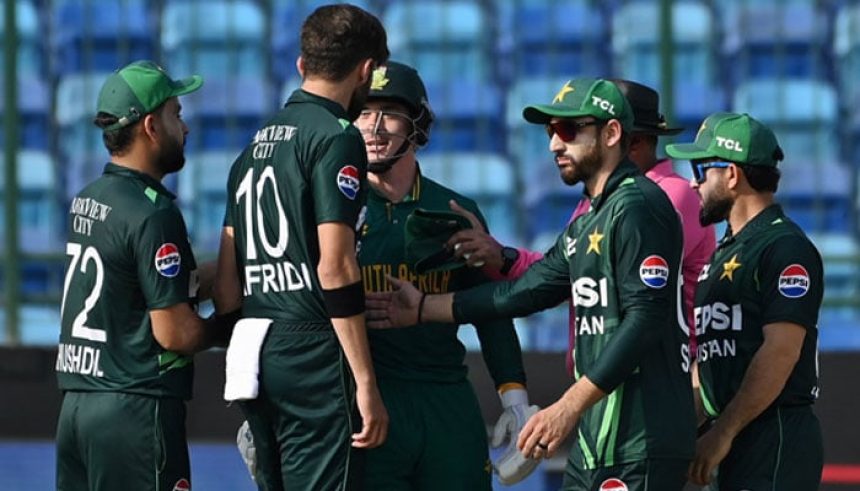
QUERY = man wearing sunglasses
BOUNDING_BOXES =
[666,113,824,490]
[368,78,696,491]
[446,80,715,379]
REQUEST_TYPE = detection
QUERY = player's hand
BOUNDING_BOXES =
[351,382,389,448]
[492,388,541,484]
[688,426,733,485]
[517,397,577,461]
[365,275,421,329]
[446,200,502,271]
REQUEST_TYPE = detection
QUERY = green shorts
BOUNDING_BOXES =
[562,457,689,491]
[713,405,822,491]
[240,324,362,491]
[364,378,491,491]
[56,391,190,491]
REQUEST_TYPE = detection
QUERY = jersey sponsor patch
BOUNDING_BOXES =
[337,165,360,200]
[639,255,669,289]
[599,478,629,491]
[778,264,810,298]
[172,478,190,491]
[154,243,182,278]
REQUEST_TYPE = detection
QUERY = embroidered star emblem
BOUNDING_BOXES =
[553,80,574,104]
[371,66,389,90]
[720,254,741,281]
[586,229,604,255]
[696,120,708,140]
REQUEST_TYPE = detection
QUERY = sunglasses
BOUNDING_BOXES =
[545,120,599,142]
[691,161,732,184]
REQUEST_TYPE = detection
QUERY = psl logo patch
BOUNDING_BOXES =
[172,478,190,491]
[639,255,669,289]
[599,478,629,491]
[154,243,181,278]
[778,264,810,298]
[337,165,360,200]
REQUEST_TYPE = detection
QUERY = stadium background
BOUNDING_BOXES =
[1,0,859,489]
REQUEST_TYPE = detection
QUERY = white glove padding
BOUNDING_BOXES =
[236,420,257,482]
[491,388,541,485]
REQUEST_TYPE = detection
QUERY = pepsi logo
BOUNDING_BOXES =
[154,243,181,278]
[599,478,629,491]
[172,478,190,491]
[778,264,810,298]
[639,255,669,289]
[337,165,360,200]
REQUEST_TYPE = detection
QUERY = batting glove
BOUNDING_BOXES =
[237,420,256,482]
[491,387,541,485]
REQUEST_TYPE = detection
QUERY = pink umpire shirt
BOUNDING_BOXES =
[485,159,716,376]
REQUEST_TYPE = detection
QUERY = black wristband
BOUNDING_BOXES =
[322,281,365,318]
[417,292,427,324]
[207,309,241,347]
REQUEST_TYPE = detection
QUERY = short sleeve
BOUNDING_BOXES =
[311,131,369,226]
[759,236,823,329]
[135,207,196,309]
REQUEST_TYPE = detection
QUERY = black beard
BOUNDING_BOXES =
[157,136,185,176]
[560,142,602,186]
[699,194,733,226]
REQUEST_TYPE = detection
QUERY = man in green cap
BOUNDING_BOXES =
[367,78,696,490]
[354,60,536,489]
[213,4,389,490]
[55,60,233,491]
[666,113,824,490]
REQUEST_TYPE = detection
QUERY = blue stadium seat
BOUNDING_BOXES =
[497,0,608,78]
[0,77,50,149]
[0,0,43,77]
[0,305,61,346]
[161,0,267,77]
[181,78,273,152]
[418,152,518,245]
[384,1,492,83]
[672,82,727,143]
[505,76,571,175]
[612,1,714,89]
[0,151,62,254]
[423,81,505,154]
[722,2,828,81]
[50,0,155,74]
[178,150,238,253]
[834,4,860,128]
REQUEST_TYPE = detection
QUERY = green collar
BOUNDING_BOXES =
[286,89,350,122]
[369,166,424,205]
[587,159,639,211]
[103,162,175,201]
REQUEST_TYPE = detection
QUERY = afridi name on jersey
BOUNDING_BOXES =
[694,205,823,416]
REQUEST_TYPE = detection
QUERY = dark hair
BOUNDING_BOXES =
[300,4,389,81]
[739,165,780,193]
[93,102,168,156]
[94,112,136,155]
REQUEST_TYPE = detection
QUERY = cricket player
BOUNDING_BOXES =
[667,112,824,490]
[367,78,697,490]
[212,5,389,490]
[56,60,233,491]
[356,61,538,488]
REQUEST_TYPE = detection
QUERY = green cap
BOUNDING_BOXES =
[665,112,784,167]
[405,209,473,274]
[96,60,203,131]
[522,78,634,130]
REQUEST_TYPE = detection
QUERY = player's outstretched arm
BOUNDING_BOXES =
[318,222,388,448]
[365,275,455,328]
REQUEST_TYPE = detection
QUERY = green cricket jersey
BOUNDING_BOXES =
[358,170,525,386]
[56,164,198,399]
[694,204,823,416]
[454,161,696,467]
[224,89,369,322]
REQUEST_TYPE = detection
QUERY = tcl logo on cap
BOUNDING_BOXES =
[173,478,190,491]
[337,165,360,200]
[154,243,181,278]
[599,478,629,491]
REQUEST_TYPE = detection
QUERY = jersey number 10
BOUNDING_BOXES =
[236,166,289,261]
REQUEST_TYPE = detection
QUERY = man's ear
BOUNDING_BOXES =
[727,163,743,190]
[142,113,159,143]
[296,56,305,78]
[604,119,623,148]
[358,58,375,85]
